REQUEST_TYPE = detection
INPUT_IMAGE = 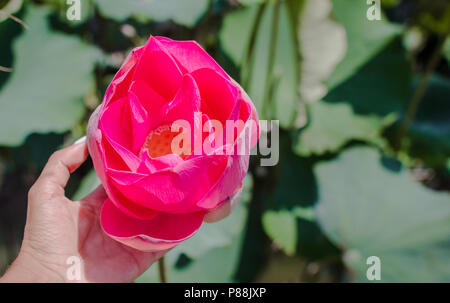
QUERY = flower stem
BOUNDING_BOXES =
[261,0,282,120]
[242,3,267,91]
[158,256,167,283]
[395,33,449,151]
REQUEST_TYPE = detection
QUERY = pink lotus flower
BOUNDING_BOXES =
[87,36,259,252]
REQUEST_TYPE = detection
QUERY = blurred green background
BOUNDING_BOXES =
[1,0,450,282]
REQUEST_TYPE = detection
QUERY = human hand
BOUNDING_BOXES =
[0,137,233,283]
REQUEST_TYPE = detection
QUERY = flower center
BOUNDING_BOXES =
[142,125,190,158]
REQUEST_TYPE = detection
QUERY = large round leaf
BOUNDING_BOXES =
[315,146,450,282]
[94,0,209,27]
[0,6,98,146]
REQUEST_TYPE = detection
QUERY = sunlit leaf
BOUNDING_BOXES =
[297,0,346,104]
[262,210,297,255]
[294,100,393,156]
[295,38,410,156]
[327,0,402,89]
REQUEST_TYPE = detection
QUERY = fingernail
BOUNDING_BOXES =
[73,136,86,145]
